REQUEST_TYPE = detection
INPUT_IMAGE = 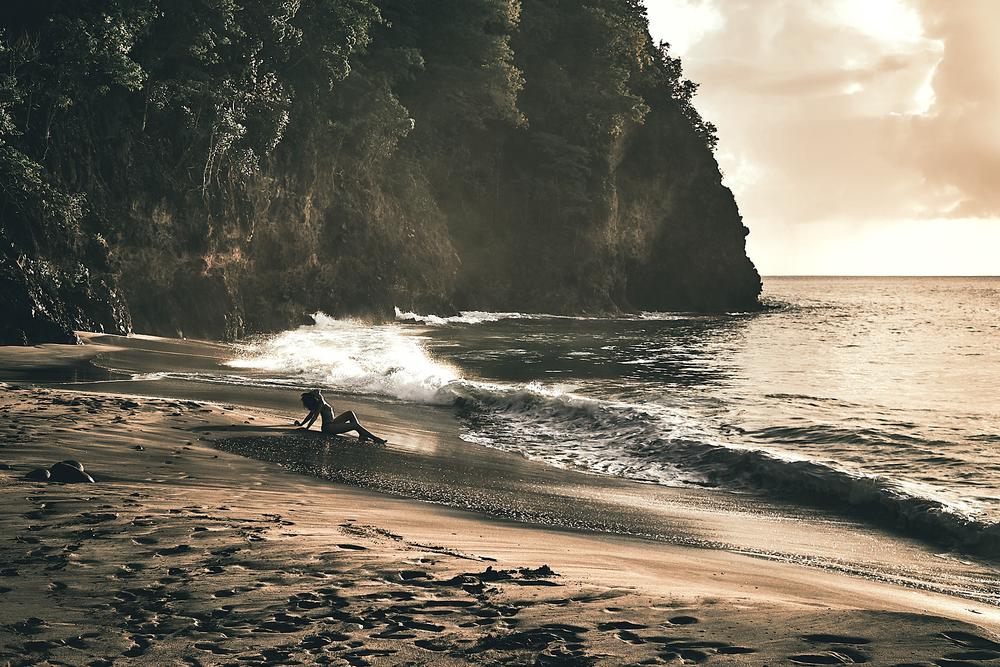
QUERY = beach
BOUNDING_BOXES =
[0,334,998,665]
[3,0,997,662]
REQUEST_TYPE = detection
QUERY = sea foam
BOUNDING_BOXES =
[394,307,548,325]
[225,312,1000,557]
[228,313,461,404]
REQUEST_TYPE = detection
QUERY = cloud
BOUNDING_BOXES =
[643,0,1000,273]
[907,0,1000,218]
[645,0,722,56]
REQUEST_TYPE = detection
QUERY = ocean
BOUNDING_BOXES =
[226,276,1000,556]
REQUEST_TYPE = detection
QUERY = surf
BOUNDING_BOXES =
[221,312,1000,558]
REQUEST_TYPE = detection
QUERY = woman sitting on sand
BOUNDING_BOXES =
[297,389,386,444]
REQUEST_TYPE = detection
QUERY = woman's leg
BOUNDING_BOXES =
[323,416,385,443]
[321,422,357,436]
[331,410,360,425]
[334,411,384,442]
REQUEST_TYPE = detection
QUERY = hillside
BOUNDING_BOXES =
[0,0,761,344]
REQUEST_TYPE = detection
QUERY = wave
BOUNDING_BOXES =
[228,312,461,404]
[394,307,550,326]
[394,306,740,326]
[225,313,999,557]
[453,387,1000,557]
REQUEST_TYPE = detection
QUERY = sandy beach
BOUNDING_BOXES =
[5,0,999,662]
[1,335,999,666]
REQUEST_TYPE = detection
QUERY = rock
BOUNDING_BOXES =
[24,468,50,482]
[0,463,14,470]
[48,462,95,484]
[134,445,144,451]
[56,460,85,472]
[120,400,140,409]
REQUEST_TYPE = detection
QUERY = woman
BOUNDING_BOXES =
[297,389,386,444]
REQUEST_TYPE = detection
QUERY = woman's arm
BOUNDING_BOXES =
[298,408,319,428]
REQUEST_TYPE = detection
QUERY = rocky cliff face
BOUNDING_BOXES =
[0,0,759,345]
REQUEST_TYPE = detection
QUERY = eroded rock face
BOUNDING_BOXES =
[0,256,131,345]
[0,0,760,345]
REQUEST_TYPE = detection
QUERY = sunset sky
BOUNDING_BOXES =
[643,0,1000,275]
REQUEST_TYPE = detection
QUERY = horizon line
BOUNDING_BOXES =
[761,274,999,278]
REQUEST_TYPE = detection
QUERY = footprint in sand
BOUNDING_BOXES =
[940,630,1000,652]
[258,612,313,633]
[154,544,193,556]
[121,635,151,658]
[598,620,646,631]
[193,641,235,655]
[414,638,453,652]
[22,639,65,653]
[667,615,699,625]
[794,633,872,664]
[789,651,869,665]
[292,595,327,610]
[615,630,646,645]
[803,634,872,645]
[942,650,1000,661]
[11,617,49,635]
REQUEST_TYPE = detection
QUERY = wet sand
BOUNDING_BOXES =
[0,334,998,665]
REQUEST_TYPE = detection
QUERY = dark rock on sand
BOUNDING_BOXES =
[57,460,85,471]
[49,461,95,483]
[120,400,141,410]
[24,468,50,482]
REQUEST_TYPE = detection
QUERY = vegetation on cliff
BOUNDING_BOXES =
[0,0,760,344]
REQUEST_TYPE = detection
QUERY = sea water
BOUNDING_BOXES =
[227,277,1000,554]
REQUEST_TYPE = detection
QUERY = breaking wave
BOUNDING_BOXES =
[225,313,1000,557]
[394,307,551,326]
[394,307,733,326]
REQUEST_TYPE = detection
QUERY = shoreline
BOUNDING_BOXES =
[1,336,999,664]
[23,333,1000,604]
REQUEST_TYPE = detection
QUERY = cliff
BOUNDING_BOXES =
[0,0,760,345]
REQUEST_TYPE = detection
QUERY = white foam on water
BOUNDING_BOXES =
[394,307,551,325]
[221,313,999,555]
[394,306,718,325]
[227,313,463,404]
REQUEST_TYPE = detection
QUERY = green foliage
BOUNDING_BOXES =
[0,0,754,344]
[648,40,718,151]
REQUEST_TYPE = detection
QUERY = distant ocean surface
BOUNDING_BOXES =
[226,277,1000,554]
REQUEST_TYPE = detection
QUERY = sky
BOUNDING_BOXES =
[642,0,1000,275]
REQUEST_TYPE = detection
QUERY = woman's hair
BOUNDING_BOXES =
[300,390,321,411]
